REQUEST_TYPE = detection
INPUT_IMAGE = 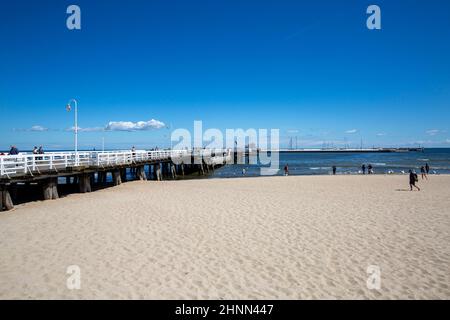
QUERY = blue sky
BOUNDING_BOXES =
[1,0,450,150]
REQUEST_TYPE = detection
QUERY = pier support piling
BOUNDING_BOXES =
[43,178,59,200]
[147,165,153,179]
[180,163,185,176]
[120,168,127,183]
[0,186,14,211]
[136,166,147,181]
[90,173,95,188]
[98,171,107,185]
[155,163,162,181]
[112,170,122,186]
[198,163,205,176]
[79,174,92,193]
[170,163,177,179]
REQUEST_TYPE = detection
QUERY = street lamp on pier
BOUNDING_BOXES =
[66,99,78,164]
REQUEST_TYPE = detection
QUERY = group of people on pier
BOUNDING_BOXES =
[0,145,45,156]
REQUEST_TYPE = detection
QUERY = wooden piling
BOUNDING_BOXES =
[90,173,95,187]
[97,172,103,185]
[155,163,162,181]
[170,163,177,179]
[198,163,205,175]
[112,170,122,186]
[103,171,108,184]
[42,178,59,200]
[79,174,92,193]
[120,168,127,182]
[1,186,14,211]
[180,163,185,176]
[98,171,107,185]
[147,165,153,179]
[136,166,147,181]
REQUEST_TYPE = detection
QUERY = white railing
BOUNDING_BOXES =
[0,149,232,178]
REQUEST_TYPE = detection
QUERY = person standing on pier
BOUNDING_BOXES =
[409,170,420,191]
[362,164,366,174]
[8,145,19,155]
[32,146,38,155]
[37,146,44,160]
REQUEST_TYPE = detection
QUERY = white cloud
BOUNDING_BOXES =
[12,125,49,132]
[376,133,386,136]
[105,119,166,131]
[66,126,104,132]
[30,125,48,132]
[345,129,358,134]
[426,129,442,136]
[287,129,299,134]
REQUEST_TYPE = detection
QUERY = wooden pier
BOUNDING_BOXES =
[0,149,231,211]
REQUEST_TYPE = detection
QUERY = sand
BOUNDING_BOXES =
[0,175,449,299]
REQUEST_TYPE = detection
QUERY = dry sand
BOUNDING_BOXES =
[0,175,449,299]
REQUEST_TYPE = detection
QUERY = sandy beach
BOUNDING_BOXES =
[0,175,449,299]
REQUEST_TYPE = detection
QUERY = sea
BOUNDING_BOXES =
[210,148,450,178]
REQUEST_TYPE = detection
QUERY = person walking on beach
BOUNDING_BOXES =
[425,163,430,174]
[284,164,289,176]
[362,164,366,174]
[368,164,373,174]
[409,170,420,191]
[242,168,246,176]
[332,166,337,175]
[420,166,428,180]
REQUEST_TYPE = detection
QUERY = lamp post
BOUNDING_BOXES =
[66,99,78,163]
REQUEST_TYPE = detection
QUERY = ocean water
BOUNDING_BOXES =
[211,148,450,178]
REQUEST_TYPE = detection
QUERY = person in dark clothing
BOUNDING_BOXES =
[368,164,373,174]
[425,163,430,174]
[332,166,337,175]
[361,164,366,174]
[284,164,289,176]
[409,170,420,191]
[37,146,44,160]
[9,145,19,155]
[420,166,428,180]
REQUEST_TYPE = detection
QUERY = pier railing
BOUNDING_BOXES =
[0,149,230,179]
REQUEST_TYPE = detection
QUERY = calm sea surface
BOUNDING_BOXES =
[211,148,450,178]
